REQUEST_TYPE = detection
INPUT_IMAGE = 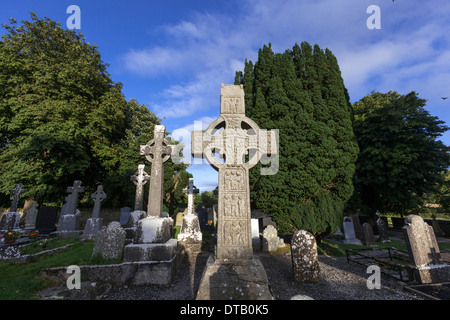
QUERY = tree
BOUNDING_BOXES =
[201,191,218,208]
[0,14,191,211]
[235,42,358,239]
[350,91,450,216]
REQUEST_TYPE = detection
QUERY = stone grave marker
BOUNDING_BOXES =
[177,178,202,252]
[92,221,126,260]
[403,215,450,283]
[140,125,172,217]
[291,230,320,283]
[342,216,362,245]
[56,180,84,236]
[376,211,390,243]
[263,225,279,252]
[193,84,278,300]
[24,201,39,230]
[362,222,375,246]
[82,185,107,239]
[351,210,364,242]
[35,206,58,234]
[130,164,150,211]
[9,183,26,213]
[251,218,260,246]
[119,206,131,226]
[123,125,177,263]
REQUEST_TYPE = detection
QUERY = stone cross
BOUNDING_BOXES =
[140,125,172,217]
[10,183,26,212]
[66,180,85,216]
[91,185,107,219]
[191,84,278,261]
[183,178,199,216]
[130,164,150,211]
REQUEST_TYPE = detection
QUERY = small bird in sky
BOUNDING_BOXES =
[441,97,448,100]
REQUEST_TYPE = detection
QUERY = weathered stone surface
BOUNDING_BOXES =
[291,230,320,283]
[65,180,85,216]
[177,214,202,243]
[140,125,171,217]
[92,221,126,260]
[0,212,20,232]
[134,216,172,244]
[119,206,131,226]
[262,225,279,252]
[342,216,362,245]
[9,183,26,213]
[90,185,106,219]
[123,239,177,262]
[362,222,375,246]
[81,218,103,239]
[376,211,390,243]
[196,256,274,300]
[130,164,150,211]
[24,201,39,230]
[403,215,450,283]
[57,210,81,232]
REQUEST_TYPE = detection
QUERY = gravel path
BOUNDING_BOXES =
[105,251,424,300]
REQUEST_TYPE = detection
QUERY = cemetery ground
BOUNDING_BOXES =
[1,208,449,300]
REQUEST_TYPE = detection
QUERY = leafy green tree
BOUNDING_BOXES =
[201,191,218,208]
[0,14,191,212]
[235,42,358,239]
[350,91,450,216]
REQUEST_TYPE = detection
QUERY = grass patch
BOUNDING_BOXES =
[0,239,124,300]
[20,237,79,255]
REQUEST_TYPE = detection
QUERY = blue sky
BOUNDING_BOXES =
[2,0,450,191]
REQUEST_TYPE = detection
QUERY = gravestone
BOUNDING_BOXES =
[362,223,375,246]
[119,206,131,226]
[342,216,362,245]
[35,206,58,234]
[403,215,450,283]
[130,164,150,211]
[123,125,177,263]
[175,211,184,227]
[262,225,279,252]
[193,84,277,300]
[9,183,26,213]
[351,210,364,241]
[177,178,202,252]
[0,184,26,232]
[376,211,390,243]
[24,201,39,230]
[82,185,107,239]
[123,210,146,240]
[291,230,320,283]
[92,221,126,260]
[56,181,84,237]
[251,218,260,247]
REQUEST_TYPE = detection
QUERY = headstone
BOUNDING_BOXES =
[175,211,184,227]
[0,212,21,232]
[362,222,375,246]
[123,125,177,263]
[82,185,107,239]
[291,230,320,283]
[193,84,277,300]
[262,225,279,252]
[177,178,202,251]
[119,206,131,226]
[251,218,260,245]
[56,181,84,236]
[123,210,146,240]
[403,215,450,283]
[130,164,150,211]
[342,216,362,245]
[140,125,172,217]
[92,221,126,260]
[376,211,390,243]
[35,206,58,234]
[9,183,26,213]
[351,210,364,241]
[24,201,39,230]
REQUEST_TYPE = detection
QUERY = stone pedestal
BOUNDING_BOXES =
[196,255,273,300]
[81,218,103,239]
[177,214,202,253]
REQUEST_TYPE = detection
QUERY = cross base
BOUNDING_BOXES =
[196,255,274,300]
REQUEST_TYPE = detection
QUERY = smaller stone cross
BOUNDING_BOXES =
[91,185,107,219]
[66,180,85,216]
[10,183,26,212]
[130,164,150,211]
[140,125,172,217]
[183,178,199,216]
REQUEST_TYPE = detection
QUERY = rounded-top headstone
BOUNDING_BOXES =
[290,230,320,283]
